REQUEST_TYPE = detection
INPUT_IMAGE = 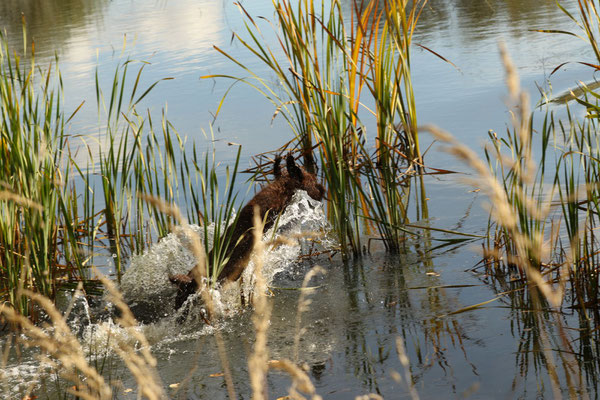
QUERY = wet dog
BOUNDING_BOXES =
[169,154,325,310]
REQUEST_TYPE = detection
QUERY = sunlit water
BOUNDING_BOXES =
[1,0,599,398]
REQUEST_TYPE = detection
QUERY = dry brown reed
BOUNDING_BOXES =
[137,194,237,399]
[424,43,586,399]
[268,359,322,400]
[98,275,167,399]
[237,204,325,400]
[423,125,563,304]
[293,266,326,364]
[394,336,419,400]
[354,394,384,400]
[0,191,43,212]
[1,275,171,399]
[248,205,270,399]
[2,287,113,399]
[1,194,245,399]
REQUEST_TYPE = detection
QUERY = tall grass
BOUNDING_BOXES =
[208,0,429,254]
[195,145,243,285]
[0,30,245,316]
[482,109,553,274]
[426,43,586,395]
[474,0,600,311]
[421,1,600,391]
[0,32,89,316]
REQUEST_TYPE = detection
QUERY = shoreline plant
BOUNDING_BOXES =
[470,0,600,314]
[207,0,432,255]
[0,30,247,318]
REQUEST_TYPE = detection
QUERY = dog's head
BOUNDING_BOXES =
[278,153,325,201]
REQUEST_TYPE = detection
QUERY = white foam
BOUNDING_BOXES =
[119,189,330,321]
[120,224,206,302]
[0,191,330,398]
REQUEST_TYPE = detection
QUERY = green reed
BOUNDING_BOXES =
[208,0,428,255]
[555,0,600,65]
[484,111,553,273]
[91,62,246,285]
[429,45,590,396]
[0,31,246,316]
[196,144,243,285]
[354,0,427,250]
[474,0,600,309]
[553,106,600,309]
[481,82,600,310]
[0,33,82,316]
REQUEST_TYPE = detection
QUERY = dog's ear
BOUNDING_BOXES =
[274,155,282,179]
[286,153,303,181]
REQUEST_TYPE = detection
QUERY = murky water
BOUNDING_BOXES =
[1,0,599,398]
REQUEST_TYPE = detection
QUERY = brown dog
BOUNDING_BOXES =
[169,154,325,310]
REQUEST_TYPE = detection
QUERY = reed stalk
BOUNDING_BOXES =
[425,44,585,395]
[196,144,243,285]
[206,0,428,254]
[0,31,81,316]
[0,28,247,315]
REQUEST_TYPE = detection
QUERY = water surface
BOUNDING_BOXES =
[1,0,598,398]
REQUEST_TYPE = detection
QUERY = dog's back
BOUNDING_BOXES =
[170,154,325,310]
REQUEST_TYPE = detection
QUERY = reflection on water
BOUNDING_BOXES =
[481,271,596,398]
[418,0,564,41]
[343,0,567,42]
[0,0,108,59]
[2,233,600,398]
[1,0,600,398]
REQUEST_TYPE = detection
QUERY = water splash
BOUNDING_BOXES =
[237,190,331,306]
[120,190,330,322]
[0,191,330,399]
[120,224,204,305]
[83,190,330,348]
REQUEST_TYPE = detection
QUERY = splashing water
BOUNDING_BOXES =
[120,190,330,322]
[0,191,330,399]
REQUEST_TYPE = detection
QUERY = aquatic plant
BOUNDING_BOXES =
[208,0,429,254]
[428,43,598,396]
[0,31,89,317]
[470,0,600,311]
[0,29,247,317]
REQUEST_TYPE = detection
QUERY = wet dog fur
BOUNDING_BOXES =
[169,154,325,310]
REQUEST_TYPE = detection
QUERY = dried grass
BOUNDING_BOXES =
[2,287,113,399]
[423,43,587,399]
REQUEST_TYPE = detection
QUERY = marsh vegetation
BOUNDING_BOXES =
[3,0,600,398]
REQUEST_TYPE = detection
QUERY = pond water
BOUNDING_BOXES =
[1,0,598,399]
